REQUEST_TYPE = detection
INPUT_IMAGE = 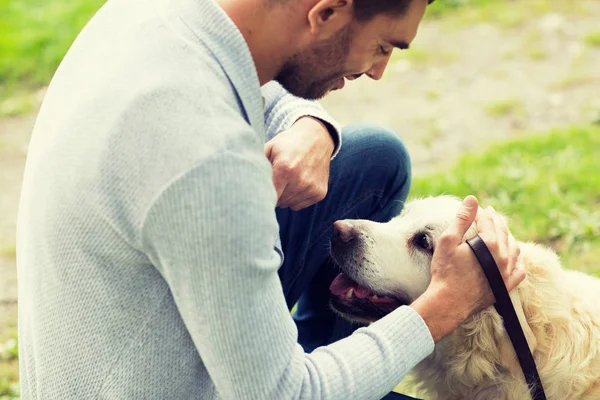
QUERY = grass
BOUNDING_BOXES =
[0,0,107,109]
[424,0,497,19]
[484,98,527,118]
[0,0,106,88]
[409,124,600,276]
[584,31,600,47]
[437,0,589,29]
[0,335,19,399]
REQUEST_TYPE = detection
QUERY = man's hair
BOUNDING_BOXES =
[353,0,435,22]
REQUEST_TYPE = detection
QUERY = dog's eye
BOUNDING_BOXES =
[411,232,433,255]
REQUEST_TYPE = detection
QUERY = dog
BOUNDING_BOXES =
[328,195,600,400]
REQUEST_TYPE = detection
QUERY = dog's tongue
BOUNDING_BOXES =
[329,274,354,295]
[329,273,372,298]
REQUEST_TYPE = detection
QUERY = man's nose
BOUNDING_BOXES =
[366,55,391,81]
[333,220,357,243]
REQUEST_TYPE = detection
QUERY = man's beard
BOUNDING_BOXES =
[275,25,353,100]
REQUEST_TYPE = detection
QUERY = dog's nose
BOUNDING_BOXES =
[333,221,357,243]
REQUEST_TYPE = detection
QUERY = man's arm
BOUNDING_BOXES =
[262,80,342,158]
[140,139,435,400]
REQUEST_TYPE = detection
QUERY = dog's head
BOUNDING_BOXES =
[329,195,544,395]
[329,195,478,323]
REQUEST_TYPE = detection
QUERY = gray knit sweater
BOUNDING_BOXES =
[16,0,434,398]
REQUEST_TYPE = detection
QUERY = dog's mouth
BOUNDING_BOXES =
[328,273,408,322]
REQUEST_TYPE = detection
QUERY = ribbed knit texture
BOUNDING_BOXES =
[16,0,434,398]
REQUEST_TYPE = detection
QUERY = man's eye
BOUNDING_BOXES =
[379,45,390,56]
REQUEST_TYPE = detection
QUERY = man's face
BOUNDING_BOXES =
[275,0,428,100]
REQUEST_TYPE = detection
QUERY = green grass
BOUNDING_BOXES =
[584,31,600,47]
[0,336,19,399]
[424,0,497,19]
[435,0,589,29]
[0,0,106,97]
[408,125,600,276]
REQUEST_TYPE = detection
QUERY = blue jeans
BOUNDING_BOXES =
[275,122,419,400]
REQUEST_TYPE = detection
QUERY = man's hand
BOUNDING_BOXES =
[264,116,335,211]
[410,195,526,342]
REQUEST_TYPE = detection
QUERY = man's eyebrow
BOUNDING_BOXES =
[390,40,410,50]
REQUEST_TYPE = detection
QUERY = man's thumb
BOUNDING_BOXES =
[444,195,478,246]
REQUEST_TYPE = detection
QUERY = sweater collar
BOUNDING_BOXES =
[160,0,265,135]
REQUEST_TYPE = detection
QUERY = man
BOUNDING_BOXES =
[16,0,524,399]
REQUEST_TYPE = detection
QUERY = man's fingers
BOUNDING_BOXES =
[491,211,509,272]
[507,260,527,291]
[440,195,479,248]
[272,171,287,202]
[475,206,498,252]
[505,231,521,279]
[286,188,326,210]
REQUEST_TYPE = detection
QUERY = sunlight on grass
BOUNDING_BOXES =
[409,125,600,275]
[0,0,107,91]
[584,31,600,47]
[436,0,589,29]
[0,321,18,399]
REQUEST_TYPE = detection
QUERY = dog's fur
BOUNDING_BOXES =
[329,195,600,400]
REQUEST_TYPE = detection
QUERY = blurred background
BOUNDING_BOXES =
[1,0,600,397]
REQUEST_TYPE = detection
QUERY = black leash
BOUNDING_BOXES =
[466,235,547,400]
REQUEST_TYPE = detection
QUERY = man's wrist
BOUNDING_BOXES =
[409,285,464,343]
[294,116,337,156]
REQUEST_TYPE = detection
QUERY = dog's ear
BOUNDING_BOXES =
[497,287,538,374]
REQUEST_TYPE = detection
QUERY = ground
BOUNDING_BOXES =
[1,0,600,395]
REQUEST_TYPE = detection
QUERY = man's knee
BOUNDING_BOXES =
[339,122,412,209]
[341,121,411,176]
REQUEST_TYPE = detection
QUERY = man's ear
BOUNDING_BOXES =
[307,0,354,39]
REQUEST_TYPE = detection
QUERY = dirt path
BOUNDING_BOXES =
[1,0,600,337]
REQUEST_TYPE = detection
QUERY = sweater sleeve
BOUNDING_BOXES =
[262,80,342,159]
[140,143,434,400]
